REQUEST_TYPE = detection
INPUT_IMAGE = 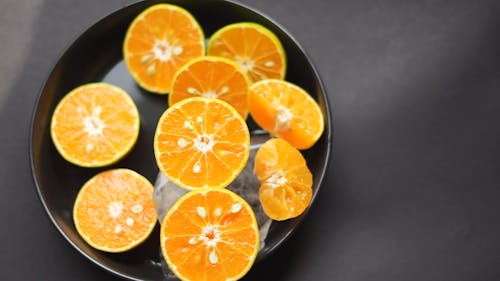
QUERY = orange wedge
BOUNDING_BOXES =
[73,169,157,252]
[207,22,286,83]
[254,138,313,221]
[154,97,250,190]
[123,4,205,93]
[161,188,259,281]
[248,79,324,150]
[169,56,250,118]
[50,83,140,167]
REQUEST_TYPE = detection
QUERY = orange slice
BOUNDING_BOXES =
[123,4,205,94]
[254,138,313,221]
[161,188,259,281]
[50,83,140,167]
[248,79,324,150]
[73,169,157,252]
[169,56,250,118]
[154,97,250,190]
[207,22,286,83]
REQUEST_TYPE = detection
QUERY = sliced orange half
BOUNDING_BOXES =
[154,97,250,190]
[254,138,313,221]
[123,4,205,93]
[248,79,324,150]
[207,22,286,83]
[161,188,259,281]
[50,82,140,167]
[169,56,250,118]
[73,168,157,252]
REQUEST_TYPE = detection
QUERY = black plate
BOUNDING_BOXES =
[30,0,332,280]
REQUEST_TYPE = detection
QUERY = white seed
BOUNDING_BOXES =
[196,116,203,124]
[131,204,143,213]
[214,208,222,217]
[173,46,183,55]
[231,203,242,213]
[147,64,156,75]
[126,217,134,226]
[188,236,199,245]
[141,54,152,64]
[220,86,229,94]
[187,87,197,94]
[264,60,275,67]
[184,121,194,131]
[114,225,122,234]
[209,250,219,264]
[177,138,187,147]
[196,206,206,218]
[85,143,93,153]
[193,162,201,174]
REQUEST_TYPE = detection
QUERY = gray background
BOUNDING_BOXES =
[2,0,500,280]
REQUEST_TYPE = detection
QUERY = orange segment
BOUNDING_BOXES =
[123,4,205,93]
[170,56,250,118]
[73,169,157,252]
[248,79,324,149]
[254,138,313,221]
[161,188,259,281]
[154,97,250,190]
[50,83,140,167]
[207,22,286,83]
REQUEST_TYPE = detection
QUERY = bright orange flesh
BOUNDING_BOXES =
[254,138,313,221]
[169,56,250,118]
[161,188,259,281]
[50,83,139,167]
[207,23,286,83]
[154,97,250,190]
[248,79,324,150]
[73,169,157,252]
[123,4,205,93]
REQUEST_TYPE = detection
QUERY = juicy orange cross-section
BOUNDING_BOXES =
[154,97,250,190]
[254,138,313,221]
[248,79,325,150]
[50,82,140,167]
[207,22,286,84]
[123,4,205,94]
[73,168,157,252]
[170,56,250,118]
[161,188,259,281]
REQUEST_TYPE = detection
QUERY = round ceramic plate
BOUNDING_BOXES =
[30,1,332,280]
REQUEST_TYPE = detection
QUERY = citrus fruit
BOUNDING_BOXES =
[254,138,313,221]
[207,22,286,84]
[154,97,250,190]
[248,79,324,150]
[169,56,250,118]
[50,82,140,167]
[161,188,259,281]
[123,4,205,94]
[73,168,157,252]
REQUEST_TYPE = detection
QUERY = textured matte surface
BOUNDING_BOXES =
[2,0,500,280]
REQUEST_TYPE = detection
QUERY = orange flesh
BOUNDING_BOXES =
[254,138,313,221]
[170,57,249,118]
[161,188,259,281]
[73,169,157,252]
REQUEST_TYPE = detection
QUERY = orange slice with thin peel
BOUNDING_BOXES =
[73,169,157,252]
[207,22,286,84]
[248,79,324,150]
[254,138,313,221]
[154,97,250,190]
[161,188,259,281]
[169,56,250,118]
[50,83,140,167]
[123,4,205,94]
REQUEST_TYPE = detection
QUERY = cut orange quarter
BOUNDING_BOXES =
[161,188,259,281]
[254,138,313,221]
[169,56,250,118]
[207,22,286,83]
[50,83,140,167]
[123,4,205,93]
[248,79,324,150]
[154,97,250,190]
[73,169,157,252]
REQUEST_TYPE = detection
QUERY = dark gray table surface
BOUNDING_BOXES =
[2,0,500,280]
